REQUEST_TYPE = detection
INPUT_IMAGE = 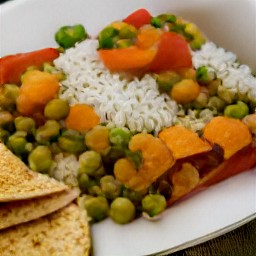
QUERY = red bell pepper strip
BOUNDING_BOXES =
[123,8,152,29]
[167,142,256,206]
[148,32,193,72]
[0,48,59,85]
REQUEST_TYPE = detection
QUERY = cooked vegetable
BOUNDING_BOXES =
[98,46,157,71]
[142,194,167,217]
[7,131,32,155]
[109,197,136,224]
[171,162,200,200]
[55,24,88,49]
[123,8,152,29]
[156,71,181,92]
[242,114,256,135]
[109,127,132,147]
[99,31,192,73]
[35,120,61,145]
[85,125,110,155]
[0,48,59,85]
[100,175,122,200]
[224,101,249,119]
[114,133,174,191]
[16,70,60,116]
[203,116,252,159]
[0,111,13,129]
[159,125,212,159]
[170,79,200,104]
[196,66,216,85]
[14,116,35,133]
[84,196,109,222]
[44,99,70,120]
[148,32,192,72]
[65,104,100,133]
[0,84,20,111]
[28,145,53,172]
[78,151,105,178]
[57,131,86,154]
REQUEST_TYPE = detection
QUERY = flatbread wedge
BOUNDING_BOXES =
[0,143,68,202]
[0,203,91,256]
[0,188,79,230]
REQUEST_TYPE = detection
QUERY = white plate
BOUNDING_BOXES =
[1,0,256,255]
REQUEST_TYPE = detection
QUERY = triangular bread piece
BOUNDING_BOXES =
[0,143,68,202]
[0,203,91,256]
[0,188,79,230]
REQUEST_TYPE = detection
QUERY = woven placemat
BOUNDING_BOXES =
[169,218,256,256]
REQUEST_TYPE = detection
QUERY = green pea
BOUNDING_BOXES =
[119,25,137,39]
[207,96,226,112]
[7,131,31,155]
[14,116,35,133]
[100,175,121,200]
[84,196,109,222]
[0,111,13,128]
[110,197,136,224]
[109,127,131,147]
[78,151,105,177]
[44,99,70,120]
[224,101,249,119]
[156,71,181,92]
[98,26,119,49]
[28,145,53,173]
[35,120,61,145]
[0,84,20,111]
[55,24,88,49]
[142,194,167,217]
[196,66,216,85]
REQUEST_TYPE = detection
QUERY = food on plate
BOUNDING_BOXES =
[0,204,91,256]
[0,188,79,230]
[0,8,256,227]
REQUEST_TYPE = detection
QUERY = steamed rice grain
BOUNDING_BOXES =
[54,40,178,134]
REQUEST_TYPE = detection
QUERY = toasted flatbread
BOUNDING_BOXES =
[0,203,91,256]
[0,188,80,230]
[0,143,68,202]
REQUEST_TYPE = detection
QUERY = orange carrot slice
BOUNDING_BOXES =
[203,116,252,159]
[98,46,157,72]
[65,104,100,133]
[159,125,212,159]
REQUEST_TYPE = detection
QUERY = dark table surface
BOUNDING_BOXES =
[1,0,256,255]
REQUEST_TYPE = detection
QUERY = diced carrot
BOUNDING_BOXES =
[159,125,212,159]
[203,116,252,159]
[16,70,60,116]
[136,27,161,49]
[123,8,152,29]
[170,79,200,104]
[0,48,59,85]
[65,104,100,133]
[98,46,157,72]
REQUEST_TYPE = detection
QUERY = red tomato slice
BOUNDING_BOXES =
[0,48,59,85]
[123,8,152,29]
[148,32,192,72]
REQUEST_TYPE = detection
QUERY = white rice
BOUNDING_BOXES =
[49,153,79,188]
[192,42,256,102]
[54,39,178,134]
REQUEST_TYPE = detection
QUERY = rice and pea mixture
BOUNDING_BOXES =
[1,9,256,224]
